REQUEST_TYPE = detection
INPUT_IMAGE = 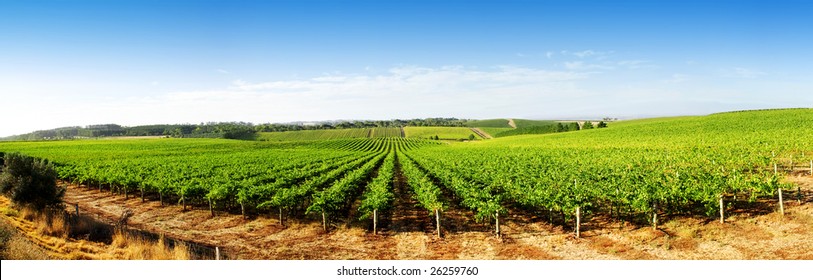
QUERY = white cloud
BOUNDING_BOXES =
[573,50,597,58]
[663,74,689,83]
[545,51,553,59]
[216,69,230,74]
[0,65,592,135]
[563,61,614,70]
[562,50,613,58]
[725,67,766,79]
[618,60,656,69]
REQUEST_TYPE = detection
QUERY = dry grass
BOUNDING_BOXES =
[106,231,190,260]
[35,211,67,238]
[0,195,190,260]
[0,219,51,260]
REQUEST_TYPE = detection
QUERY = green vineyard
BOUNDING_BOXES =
[1,109,811,237]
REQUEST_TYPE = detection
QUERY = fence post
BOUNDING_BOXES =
[719,196,724,223]
[575,206,581,239]
[779,188,784,216]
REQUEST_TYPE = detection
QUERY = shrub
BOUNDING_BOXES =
[0,153,64,209]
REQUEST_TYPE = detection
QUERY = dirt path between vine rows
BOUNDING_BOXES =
[507,119,516,128]
[57,175,813,260]
[469,128,492,139]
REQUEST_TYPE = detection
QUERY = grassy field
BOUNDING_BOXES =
[257,128,371,141]
[403,127,481,140]
[511,119,558,128]
[466,119,561,138]
[485,109,812,150]
[479,127,514,137]
[370,127,402,138]
[257,127,403,141]
[465,119,512,128]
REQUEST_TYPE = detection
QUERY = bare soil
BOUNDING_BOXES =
[58,175,813,260]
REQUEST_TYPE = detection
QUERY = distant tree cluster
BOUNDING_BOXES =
[254,118,467,132]
[1,118,609,142]
[495,121,607,137]
[2,118,472,141]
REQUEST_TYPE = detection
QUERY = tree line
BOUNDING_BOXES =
[1,118,471,141]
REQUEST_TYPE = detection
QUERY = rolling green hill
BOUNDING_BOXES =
[403,127,481,140]
[511,119,558,128]
[465,119,512,128]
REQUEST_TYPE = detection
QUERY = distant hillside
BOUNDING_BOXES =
[258,128,402,141]
[484,108,813,149]
[511,119,558,128]
[465,119,512,128]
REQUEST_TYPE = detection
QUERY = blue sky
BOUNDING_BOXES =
[1,0,811,136]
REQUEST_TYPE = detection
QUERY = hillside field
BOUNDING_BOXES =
[465,119,512,128]
[403,127,482,140]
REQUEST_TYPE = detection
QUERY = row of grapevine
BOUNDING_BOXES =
[358,151,396,234]
[397,153,445,237]
[403,153,505,235]
[308,152,387,231]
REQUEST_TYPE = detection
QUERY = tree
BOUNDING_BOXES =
[0,153,64,209]
[597,121,608,128]
[582,121,594,129]
[468,134,476,140]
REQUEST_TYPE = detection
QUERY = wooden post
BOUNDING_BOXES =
[495,211,501,238]
[719,196,725,223]
[548,208,553,223]
[652,201,658,230]
[798,186,802,203]
[790,155,793,172]
[809,160,812,176]
[322,211,327,233]
[279,208,284,226]
[240,202,246,219]
[74,204,79,216]
[141,188,145,202]
[373,209,378,235]
[779,188,784,216]
[435,209,441,238]
[774,163,778,175]
[575,206,580,239]
[215,247,220,260]
[182,196,186,211]
[160,193,164,206]
[209,198,214,217]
